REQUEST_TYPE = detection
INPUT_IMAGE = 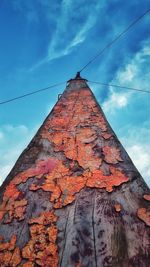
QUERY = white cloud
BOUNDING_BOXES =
[118,64,137,83]
[101,40,150,186]
[47,1,101,61]
[0,124,39,185]
[29,1,102,71]
[127,145,150,177]
[0,132,4,140]
[102,39,150,114]
[102,88,129,114]
[120,131,150,186]
[116,39,150,88]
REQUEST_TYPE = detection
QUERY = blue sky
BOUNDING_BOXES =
[0,0,150,186]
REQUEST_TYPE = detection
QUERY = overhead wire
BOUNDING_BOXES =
[79,8,150,73]
[0,79,150,106]
[0,81,66,105]
[0,8,150,105]
[89,81,150,94]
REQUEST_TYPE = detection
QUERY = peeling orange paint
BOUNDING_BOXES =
[30,160,128,206]
[0,158,58,222]
[22,211,58,267]
[103,146,123,164]
[137,208,150,226]
[0,251,12,266]
[143,194,150,201]
[54,175,87,208]
[22,262,34,267]
[0,234,16,251]
[77,143,102,171]
[0,83,132,266]
[114,203,121,212]
[10,247,21,267]
[87,167,129,192]
[13,158,58,185]
[76,127,97,144]
[30,160,87,209]
[0,235,21,267]
[29,211,57,225]
[102,133,112,139]
[96,114,107,131]
[40,88,108,171]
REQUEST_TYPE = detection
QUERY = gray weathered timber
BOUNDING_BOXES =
[0,75,149,267]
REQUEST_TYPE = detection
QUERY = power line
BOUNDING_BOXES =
[79,8,150,73]
[0,81,66,105]
[89,81,150,94]
[1,9,149,105]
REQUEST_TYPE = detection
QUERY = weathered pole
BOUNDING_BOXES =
[0,74,149,267]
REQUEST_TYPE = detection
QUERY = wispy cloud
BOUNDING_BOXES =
[128,145,150,181]
[0,131,4,140]
[103,89,130,114]
[101,40,150,186]
[102,39,150,114]
[116,39,150,87]
[46,0,103,61]
[120,126,150,186]
[0,124,39,185]
[28,0,103,71]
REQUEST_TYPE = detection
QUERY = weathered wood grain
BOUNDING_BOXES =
[0,75,149,267]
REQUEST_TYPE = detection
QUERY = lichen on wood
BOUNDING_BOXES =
[137,208,150,226]
[143,194,150,201]
[0,158,58,223]
[0,77,149,266]
[22,211,58,267]
[102,146,123,164]
[114,203,121,212]
[0,235,21,267]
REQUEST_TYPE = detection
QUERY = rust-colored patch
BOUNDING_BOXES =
[76,263,83,267]
[0,251,12,266]
[30,160,87,209]
[40,88,107,170]
[29,211,57,225]
[114,203,121,212]
[0,158,58,223]
[0,84,131,266]
[77,143,102,171]
[143,194,150,201]
[137,208,150,226]
[0,234,16,251]
[86,167,129,192]
[54,175,87,208]
[10,247,21,267]
[102,133,112,139]
[103,146,123,164]
[0,235,21,267]
[22,211,58,267]
[22,262,34,267]
[13,158,58,186]
[76,127,96,144]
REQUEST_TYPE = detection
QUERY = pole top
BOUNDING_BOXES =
[67,72,88,83]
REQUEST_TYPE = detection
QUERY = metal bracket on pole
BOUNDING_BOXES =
[58,94,62,100]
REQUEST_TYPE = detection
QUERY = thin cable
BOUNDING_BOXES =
[0,81,66,105]
[79,8,150,73]
[89,81,150,94]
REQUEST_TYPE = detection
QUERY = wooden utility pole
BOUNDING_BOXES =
[0,74,149,267]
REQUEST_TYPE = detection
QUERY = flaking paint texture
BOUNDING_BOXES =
[0,77,150,267]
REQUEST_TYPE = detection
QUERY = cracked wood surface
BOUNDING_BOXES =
[0,77,150,267]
